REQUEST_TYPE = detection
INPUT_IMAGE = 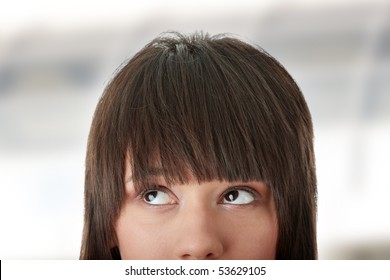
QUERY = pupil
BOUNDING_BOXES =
[145,191,157,202]
[226,190,238,201]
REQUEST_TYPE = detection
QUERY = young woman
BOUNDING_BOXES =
[80,31,317,260]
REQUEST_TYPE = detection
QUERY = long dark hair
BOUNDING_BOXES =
[80,31,317,259]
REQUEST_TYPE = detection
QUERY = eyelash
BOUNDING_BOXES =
[135,184,177,208]
[137,184,167,197]
[137,184,259,205]
[220,186,259,203]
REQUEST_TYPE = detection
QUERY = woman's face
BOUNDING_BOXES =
[115,163,278,260]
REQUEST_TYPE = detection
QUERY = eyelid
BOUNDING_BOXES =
[137,184,177,205]
[220,185,260,203]
[137,184,168,196]
[226,185,258,195]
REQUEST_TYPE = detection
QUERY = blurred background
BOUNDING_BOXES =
[1,0,389,259]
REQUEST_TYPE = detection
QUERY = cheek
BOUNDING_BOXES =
[220,211,278,259]
[115,207,172,259]
[115,201,278,260]
[243,219,278,259]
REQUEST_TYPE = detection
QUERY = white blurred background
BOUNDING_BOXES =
[1,0,389,259]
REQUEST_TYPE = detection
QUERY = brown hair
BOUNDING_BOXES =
[80,31,317,259]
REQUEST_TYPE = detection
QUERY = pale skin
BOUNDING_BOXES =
[115,164,278,260]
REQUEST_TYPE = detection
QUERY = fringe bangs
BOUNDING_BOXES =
[118,33,297,190]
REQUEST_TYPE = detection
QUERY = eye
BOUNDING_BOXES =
[142,187,175,205]
[222,188,256,205]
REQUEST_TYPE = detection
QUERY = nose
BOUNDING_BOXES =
[174,205,224,260]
